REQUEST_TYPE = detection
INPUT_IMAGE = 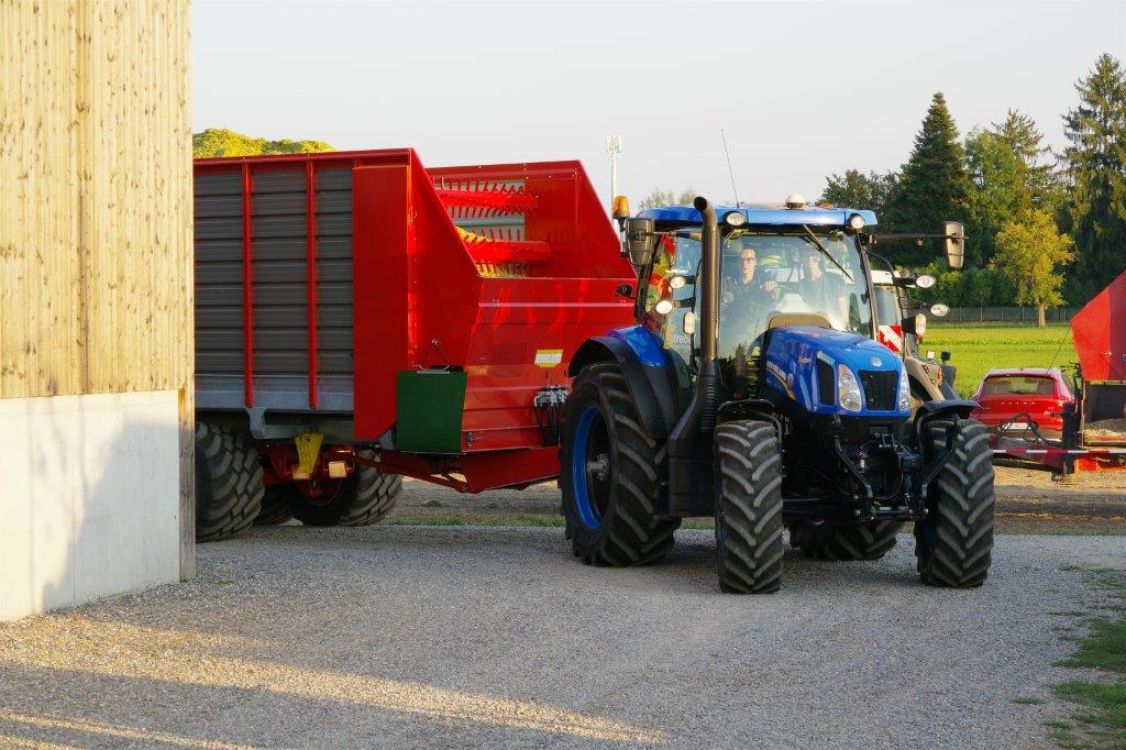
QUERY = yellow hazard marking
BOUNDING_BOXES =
[295,432,323,475]
[535,349,564,367]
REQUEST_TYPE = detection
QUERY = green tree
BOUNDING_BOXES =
[965,129,1031,267]
[638,188,697,210]
[820,169,898,226]
[889,93,971,266]
[193,128,334,158]
[1061,53,1126,303]
[992,109,1062,211]
[991,209,1074,327]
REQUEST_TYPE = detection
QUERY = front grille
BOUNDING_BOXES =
[859,370,898,411]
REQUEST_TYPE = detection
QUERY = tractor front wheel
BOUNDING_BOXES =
[915,418,995,587]
[714,420,785,593]
[559,362,679,566]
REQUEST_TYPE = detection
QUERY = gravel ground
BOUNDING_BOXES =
[1,527,1123,749]
[387,471,1126,535]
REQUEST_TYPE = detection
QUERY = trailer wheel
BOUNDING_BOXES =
[790,520,903,561]
[714,420,785,594]
[560,362,679,566]
[915,418,995,588]
[254,486,293,526]
[289,452,402,527]
[195,422,264,542]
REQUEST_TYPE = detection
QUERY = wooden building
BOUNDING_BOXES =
[0,0,193,620]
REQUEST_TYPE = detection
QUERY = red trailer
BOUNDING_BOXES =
[989,271,1126,474]
[193,149,634,539]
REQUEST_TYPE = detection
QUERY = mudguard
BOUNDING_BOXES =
[913,398,978,449]
[569,328,681,439]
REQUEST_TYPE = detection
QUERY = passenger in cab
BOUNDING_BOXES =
[797,246,848,324]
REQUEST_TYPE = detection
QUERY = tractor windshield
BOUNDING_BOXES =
[643,228,872,363]
[716,230,870,357]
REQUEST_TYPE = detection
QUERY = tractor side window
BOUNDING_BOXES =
[644,233,700,363]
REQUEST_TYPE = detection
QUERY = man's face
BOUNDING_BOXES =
[739,248,757,283]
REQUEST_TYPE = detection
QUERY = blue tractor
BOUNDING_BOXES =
[560,196,994,593]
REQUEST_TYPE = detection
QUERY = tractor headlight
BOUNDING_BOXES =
[837,364,863,412]
[897,371,912,412]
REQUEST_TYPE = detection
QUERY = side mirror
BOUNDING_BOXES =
[625,217,656,268]
[943,221,965,270]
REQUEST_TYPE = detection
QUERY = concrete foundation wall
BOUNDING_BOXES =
[0,391,181,622]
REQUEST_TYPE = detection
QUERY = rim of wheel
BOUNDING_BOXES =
[571,404,611,530]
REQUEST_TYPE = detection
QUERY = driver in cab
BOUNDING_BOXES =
[721,238,778,309]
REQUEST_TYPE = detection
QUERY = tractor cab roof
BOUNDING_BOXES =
[639,205,878,229]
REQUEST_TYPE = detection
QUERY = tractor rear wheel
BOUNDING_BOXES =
[289,452,402,527]
[195,421,264,542]
[791,520,903,561]
[560,362,679,566]
[254,486,294,526]
[915,418,995,587]
[714,420,785,593]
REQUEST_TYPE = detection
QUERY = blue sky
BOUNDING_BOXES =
[193,1,1126,208]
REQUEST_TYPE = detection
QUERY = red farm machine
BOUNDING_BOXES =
[193,149,634,539]
[990,271,1126,475]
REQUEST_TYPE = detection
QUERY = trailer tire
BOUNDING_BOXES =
[915,418,995,588]
[560,362,679,566]
[791,520,903,561]
[714,420,785,594]
[290,453,402,527]
[195,422,264,542]
[254,486,293,526]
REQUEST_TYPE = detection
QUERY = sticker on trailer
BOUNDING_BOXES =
[535,349,564,367]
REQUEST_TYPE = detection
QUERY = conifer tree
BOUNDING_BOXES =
[992,110,1060,210]
[1062,53,1126,302]
[889,93,971,266]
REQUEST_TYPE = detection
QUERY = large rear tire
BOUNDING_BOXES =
[714,420,785,594]
[195,422,264,542]
[915,418,995,588]
[790,520,903,561]
[254,486,294,526]
[289,451,402,527]
[560,362,679,566]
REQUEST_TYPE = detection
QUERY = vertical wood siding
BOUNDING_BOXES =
[0,0,192,400]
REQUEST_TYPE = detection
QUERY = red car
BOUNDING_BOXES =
[971,368,1074,441]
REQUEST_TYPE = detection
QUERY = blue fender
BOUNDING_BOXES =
[569,327,681,439]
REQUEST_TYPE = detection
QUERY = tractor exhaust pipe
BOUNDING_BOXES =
[664,196,721,514]
[694,196,719,365]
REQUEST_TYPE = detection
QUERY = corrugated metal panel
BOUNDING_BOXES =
[194,172,245,378]
[315,169,355,378]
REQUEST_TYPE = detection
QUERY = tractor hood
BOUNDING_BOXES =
[763,326,909,417]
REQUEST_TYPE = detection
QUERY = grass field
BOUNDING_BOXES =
[925,322,1079,398]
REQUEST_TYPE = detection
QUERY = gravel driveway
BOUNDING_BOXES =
[0,527,1122,749]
